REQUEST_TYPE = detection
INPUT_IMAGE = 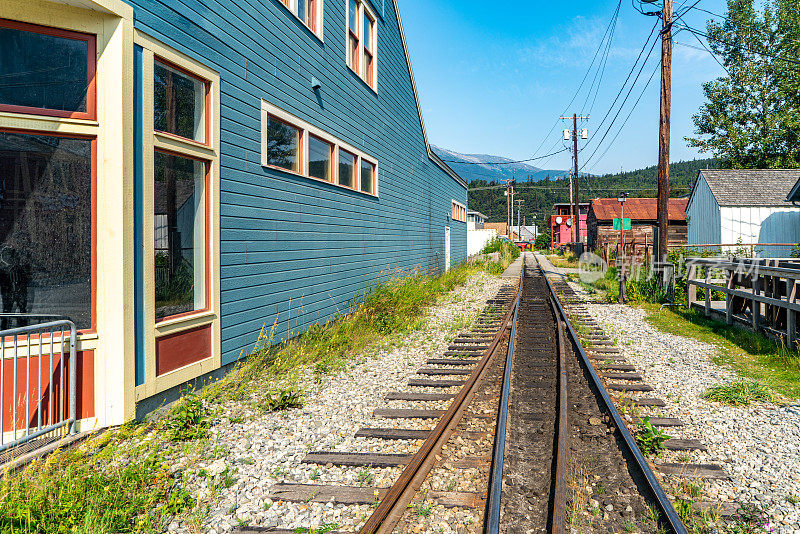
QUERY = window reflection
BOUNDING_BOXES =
[0,132,92,329]
[154,151,205,320]
[154,61,206,143]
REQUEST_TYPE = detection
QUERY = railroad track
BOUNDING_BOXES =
[236,255,693,533]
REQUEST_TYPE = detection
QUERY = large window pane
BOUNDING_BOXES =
[0,25,89,114]
[308,135,331,181]
[360,159,374,194]
[266,116,300,172]
[0,133,91,329]
[338,150,355,188]
[154,152,205,320]
[154,61,206,143]
[363,15,372,51]
[298,0,307,23]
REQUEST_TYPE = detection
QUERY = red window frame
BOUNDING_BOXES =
[265,114,304,175]
[359,159,375,194]
[308,133,333,182]
[338,149,356,189]
[153,148,212,324]
[0,128,97,334]
[153,56,212,147]
[362,13,375,87]
[0,19,97,121]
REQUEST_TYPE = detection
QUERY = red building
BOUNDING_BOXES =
[550,202,589,246]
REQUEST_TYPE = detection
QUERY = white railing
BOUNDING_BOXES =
[0,317,77,453]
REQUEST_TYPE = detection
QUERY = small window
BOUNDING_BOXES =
[308,134,332,181]
[360,159,374,194]
[338,150,355,188]
[0,20,95,118]
[154,60,207,143]
[266,116,301,172]
[154,151,206,320]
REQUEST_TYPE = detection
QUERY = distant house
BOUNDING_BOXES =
[687,170,800,257]
[485,222,508,237]
[550,202,589,247]
[467,210,488,230]
[587,197,688,255]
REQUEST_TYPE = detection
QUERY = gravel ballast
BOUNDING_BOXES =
[574,288,800,533]
[172,272,507,533]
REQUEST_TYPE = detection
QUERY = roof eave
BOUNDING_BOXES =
[392,0,467,189]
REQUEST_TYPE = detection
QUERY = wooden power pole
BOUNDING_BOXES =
[560,115,589,245]
[657,0,673,263]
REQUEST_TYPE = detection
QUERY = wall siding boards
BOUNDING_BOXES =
[127,0,466,364]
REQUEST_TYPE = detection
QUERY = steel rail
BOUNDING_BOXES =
[535,256,688,534]
[551,304,569,534]
[483,258,524,532]
[359,275,523,534]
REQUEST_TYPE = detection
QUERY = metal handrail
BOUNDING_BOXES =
[0,319,77,454]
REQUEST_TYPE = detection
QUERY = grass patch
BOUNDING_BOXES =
[701,379,773,406]
[0,261,500,532]
[547,252,579,269]
[642,304,800,400]
[0,423,197,533]
[207,261,494,404]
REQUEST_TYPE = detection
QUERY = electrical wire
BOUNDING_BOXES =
[579,24,661,171]
[680,24,800,67]
[439,147,570,165]
[583,58,661,173]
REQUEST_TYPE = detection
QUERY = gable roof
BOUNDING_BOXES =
[590,197,688,222]
[698,169,800,206]
[392,0,465,188]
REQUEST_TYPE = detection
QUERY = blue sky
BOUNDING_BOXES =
[399,0,728,176]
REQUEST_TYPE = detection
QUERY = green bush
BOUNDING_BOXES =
[534,233,551,250]
[163,394,210,442]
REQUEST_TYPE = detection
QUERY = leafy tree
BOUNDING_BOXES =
[687,0,800,168]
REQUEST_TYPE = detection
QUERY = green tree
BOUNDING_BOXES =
[687,0,800,168]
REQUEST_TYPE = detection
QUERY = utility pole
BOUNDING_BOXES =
[516,199,524,240]
[561,115,589,246]
[501,178,516,239]
[657,0,673,264]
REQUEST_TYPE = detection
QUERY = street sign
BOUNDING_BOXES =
[613,218,631,230]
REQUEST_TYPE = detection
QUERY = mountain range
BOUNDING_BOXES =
[431,145,569,183]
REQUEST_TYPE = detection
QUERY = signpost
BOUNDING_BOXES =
[612,218,631,231]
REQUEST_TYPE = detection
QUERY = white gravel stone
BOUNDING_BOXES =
[175,272,506,533]
[571,283,800,533]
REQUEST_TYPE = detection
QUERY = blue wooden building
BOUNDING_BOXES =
[0,0,466,429]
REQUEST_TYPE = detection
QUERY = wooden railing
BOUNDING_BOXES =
[686,257,800,346]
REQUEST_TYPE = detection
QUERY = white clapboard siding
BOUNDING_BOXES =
[687,173,722,247]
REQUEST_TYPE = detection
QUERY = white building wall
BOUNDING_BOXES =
[468,228,498,256]
[720,205,800,257]
[687,174,721,247]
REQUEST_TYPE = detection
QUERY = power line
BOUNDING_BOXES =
[580,32,661,170]
[439,147,570,166]
[680,24,800,67]
[580,19,660,156]
[584,59,661,173]
[522,1,626,168]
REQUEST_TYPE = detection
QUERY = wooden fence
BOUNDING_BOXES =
[687,257,800,347]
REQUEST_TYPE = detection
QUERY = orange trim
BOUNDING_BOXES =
[0,19,96,121]
[153,149,212,324]
[153,56,212,147]
[0,128,96,335]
